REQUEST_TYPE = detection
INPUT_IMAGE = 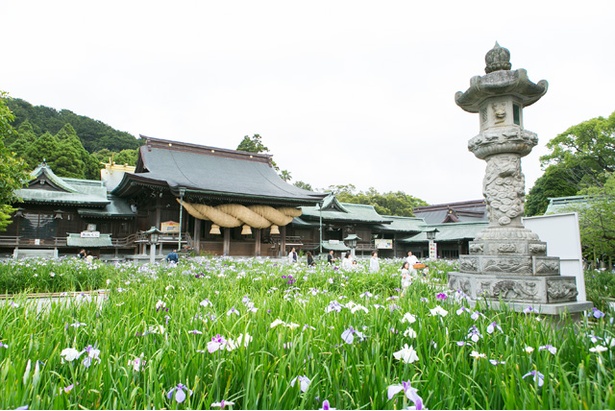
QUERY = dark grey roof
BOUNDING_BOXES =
[112,136,326,206]
[413,200,487,224]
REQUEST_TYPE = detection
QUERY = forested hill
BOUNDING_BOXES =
[6,98,140,153]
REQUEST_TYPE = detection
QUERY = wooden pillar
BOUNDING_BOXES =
[280,225,287,257]
[255,229,261,257]
[223,227,230,256]
[154,196,162,228]
[194,218,201,254]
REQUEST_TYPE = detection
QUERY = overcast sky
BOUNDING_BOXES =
[1,1,613,204]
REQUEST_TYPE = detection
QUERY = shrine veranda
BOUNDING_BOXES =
[0,257,613,410]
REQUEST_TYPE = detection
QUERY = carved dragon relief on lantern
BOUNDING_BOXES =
[478,279,538,300]
[482,153,525,227]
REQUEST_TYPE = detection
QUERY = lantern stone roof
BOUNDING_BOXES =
[111,136,327,206]
[455,44,548,113]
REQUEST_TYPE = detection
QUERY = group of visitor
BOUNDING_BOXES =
[287,247,425,294]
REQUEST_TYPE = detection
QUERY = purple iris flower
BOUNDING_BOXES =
[320,399,336,410]
[387,381,424,409]
[436,292,447,301]
[522,370,545,387]
[167,383,191,403]
[591,307,605,319]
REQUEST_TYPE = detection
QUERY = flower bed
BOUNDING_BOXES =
[0,258,612,409]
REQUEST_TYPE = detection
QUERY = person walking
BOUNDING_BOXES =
[369,250,380,273]
[288,247,298,263]
[327,250,336,265]
[341,252,353,270]
[400,261,413,295]
[306,251,315,267]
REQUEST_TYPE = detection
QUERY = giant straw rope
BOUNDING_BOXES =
[177,200,301,228]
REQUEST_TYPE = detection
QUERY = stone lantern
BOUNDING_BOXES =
[343,233,361,258]
[143,226,162,265]
[448,43,592,315]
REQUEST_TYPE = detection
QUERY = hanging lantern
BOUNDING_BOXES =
[241,225,252,235]
[209,224,221,235]
[270,224,280,235]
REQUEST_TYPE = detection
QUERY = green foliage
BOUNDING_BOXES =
[525,165,580,216]
[236,134,269,153]
[5,97,140,152]
[0,258,612,410]
[528,111,615,216]
[114,149,138,166]
[0,93,29,231]
[541,111,615,177]
[575,174,615,263]
[294,180,314,191]
[327,184,427,217]
[585,269,615,312]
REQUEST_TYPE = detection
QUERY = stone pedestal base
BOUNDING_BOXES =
[449,272,579,304]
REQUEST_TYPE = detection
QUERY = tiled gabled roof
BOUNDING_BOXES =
[112,136,326,206]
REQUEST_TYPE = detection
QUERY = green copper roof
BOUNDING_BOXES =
[399,221,487,243]
[301,195,392,224]
[374,215,425,233]
[66,233,113,247]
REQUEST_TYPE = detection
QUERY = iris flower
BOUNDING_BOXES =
[522,370,545,387]
[486,321,502,334]
[211,400,235,408]
[429,306,448,317]
[60,348,82,362]
[341,327,366,344]
[387,381,424,410]
[401,313,417,324]
[539,344,557,355]
[290,375,311,393]
[470,350,486,359]
[207,334,228,353]
[82,345,100,368]
[589,345,608,353]
[167,383,191,403]
[436,292,447,301]
[591,307,605,319]
[393,344,419,363]
[320,400,336,410]
[128,355,146,372]
[467,326,481,342]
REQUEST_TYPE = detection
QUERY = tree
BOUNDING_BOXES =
[0,92,29,231]
[526,111,615,216]
[236,133,293,182]
[325,184,427,217]
[525,165,581,216]
[9,120,37,169]
[23,132,59,171]
[294,180,314,191]
[237,134,269,153]
[557,173,615,268]
[5,98,140,153]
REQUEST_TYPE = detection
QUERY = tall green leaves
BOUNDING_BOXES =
[0,92,29,231]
